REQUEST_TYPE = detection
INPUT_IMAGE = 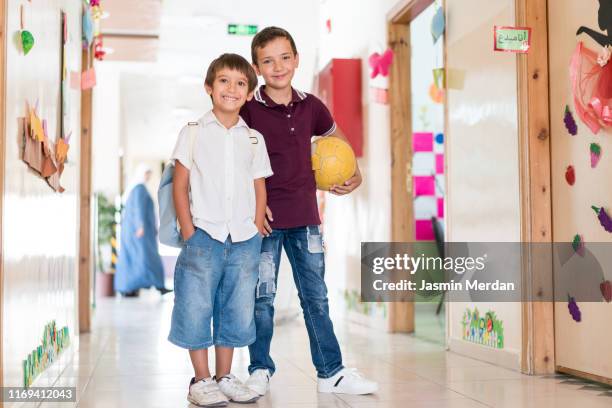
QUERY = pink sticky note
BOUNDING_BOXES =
[416,219,435,240]
[81,67,97,90]
[437,198,444,218]
[414,176,435,196]
[436,154,444,174]
[413,132,433,152]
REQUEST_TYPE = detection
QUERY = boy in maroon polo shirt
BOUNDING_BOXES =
[240,26,378,396]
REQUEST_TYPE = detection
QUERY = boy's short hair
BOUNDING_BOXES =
[205,53,258,93]
[251,26,298,65]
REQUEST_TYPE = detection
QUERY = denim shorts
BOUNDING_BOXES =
[168,228,262,349]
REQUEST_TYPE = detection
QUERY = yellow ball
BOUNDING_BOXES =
[311,137,356,191]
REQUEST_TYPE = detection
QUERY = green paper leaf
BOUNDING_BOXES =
[21,30,34,55]
[572,234,581,251]
[590,143,601,155]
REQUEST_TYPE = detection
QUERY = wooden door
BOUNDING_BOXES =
[548,0,612,384]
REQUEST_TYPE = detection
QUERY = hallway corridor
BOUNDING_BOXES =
[49,292,611,408]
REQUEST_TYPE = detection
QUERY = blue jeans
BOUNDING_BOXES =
[248,225,344,379]
[168,228,262,349]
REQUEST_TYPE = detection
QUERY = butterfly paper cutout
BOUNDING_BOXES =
[368,49,394,79]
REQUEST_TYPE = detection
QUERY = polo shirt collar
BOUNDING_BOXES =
[200,110,249,130]
[254,86,307,107]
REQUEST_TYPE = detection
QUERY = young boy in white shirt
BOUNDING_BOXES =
[168,53,273,407]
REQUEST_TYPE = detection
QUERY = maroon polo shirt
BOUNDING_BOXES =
[240,86,336,229]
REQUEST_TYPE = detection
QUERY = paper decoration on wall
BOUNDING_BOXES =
[413,132,433,152]
[461,307,504,349]
[326,18,331,33]
[83,4,94,46]
[81,66,97,90]
[429,82,444,104]
[435,154,444,174]
[414,176,435,196]
[570,42,612,134]
[19,5,35,55]
[597,45,612,66]
[433,68,445,89]
[564,106,578,135]
[447,68,466,90]
[412,132,444,241]
[21,30,35,55]
[590,143,601,168]
[431,5,445,43]
[370,87,388,104]
[23,321,70,387]
[572,234,585,256]
[60,11,71,141]
[343,289,388,318]
[435,133,444,144]
[20,102,68,193]
[415,220,435,240]
[94,35,106,60]
[576,3,612,48]
[565,165,575,186]
[567,295,581,322]
[494,26,531,53]
[601,280,612,302]
[591,205,612,232]
[368,48,394,79]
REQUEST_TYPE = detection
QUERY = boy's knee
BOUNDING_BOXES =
[256,251,276,299]
[300,294,329,315]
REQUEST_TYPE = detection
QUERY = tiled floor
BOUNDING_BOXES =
[47,291,611,407]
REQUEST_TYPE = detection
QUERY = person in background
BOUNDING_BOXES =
[115,164,173,297]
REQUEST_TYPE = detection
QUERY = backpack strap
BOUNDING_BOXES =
[187,121,199,167]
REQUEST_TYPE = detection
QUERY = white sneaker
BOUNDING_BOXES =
[187,377,229,407]
[317,368,379,395]
[245,368,271,396]
[217,374,260,403]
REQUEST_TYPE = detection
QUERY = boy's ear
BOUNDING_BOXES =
[295,53,300,68]
[252,63,261,76]
[246,91,254,102]
[204,83,213,96]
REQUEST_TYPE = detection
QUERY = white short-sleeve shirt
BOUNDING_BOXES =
[171,110,273,243]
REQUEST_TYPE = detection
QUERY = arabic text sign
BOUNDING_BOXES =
[494,26,531,53]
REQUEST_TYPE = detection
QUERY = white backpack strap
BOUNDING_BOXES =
[248,128,258,155]
[187,121,199,167]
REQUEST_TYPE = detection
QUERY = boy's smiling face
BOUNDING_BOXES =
[254,37,299,91]
[205,67,253,114]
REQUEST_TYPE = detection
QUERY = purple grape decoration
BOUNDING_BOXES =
[591,205,612,233]
[564,105,578,136]
[567,295,581,322]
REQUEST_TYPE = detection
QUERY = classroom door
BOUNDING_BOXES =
[548,0,612,383]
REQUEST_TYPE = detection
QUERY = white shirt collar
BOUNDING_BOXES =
[200,110,249,130]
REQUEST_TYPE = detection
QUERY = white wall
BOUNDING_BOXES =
[317,0,397,324]
[3,0,82,391]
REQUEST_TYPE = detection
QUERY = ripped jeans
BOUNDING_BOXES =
[247,225,344,379]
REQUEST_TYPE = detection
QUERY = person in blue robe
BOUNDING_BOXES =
[115,164,172,296]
